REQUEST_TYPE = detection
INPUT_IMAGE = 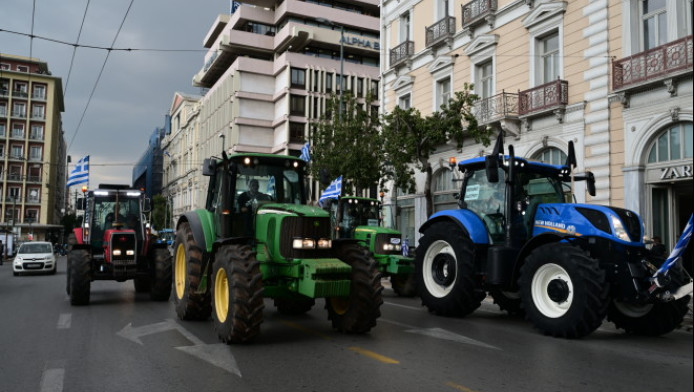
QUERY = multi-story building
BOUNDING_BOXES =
[0,53,66,243]
[132,125,167,200]
[161,92,201,229]
[380,0,692,247]
[188,0,381,201]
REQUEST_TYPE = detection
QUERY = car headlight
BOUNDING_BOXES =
[610,215,631,242]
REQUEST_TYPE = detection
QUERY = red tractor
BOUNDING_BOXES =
[67,184,172,305]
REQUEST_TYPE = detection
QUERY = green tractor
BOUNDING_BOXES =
[325,196,417,296]
[172,153,383,343]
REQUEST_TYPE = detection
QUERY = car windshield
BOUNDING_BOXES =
[19,243,52,254]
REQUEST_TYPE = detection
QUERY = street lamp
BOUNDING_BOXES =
[315,17,344,119]
[218,133,225,154]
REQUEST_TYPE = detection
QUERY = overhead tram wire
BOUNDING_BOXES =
[64,0,92,98]
[67,0,135,153]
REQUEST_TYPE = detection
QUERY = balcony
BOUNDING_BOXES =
[461,0,497,31]
[426,16,456,48]
[390,41,414,68]
[519,79,568,118]
[473,91,519,125]
[612,35,693,93]
[12,90,28,99]
[11,111,26,119]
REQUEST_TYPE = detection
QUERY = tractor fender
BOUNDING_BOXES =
[419,209,490,245]
[176,209,216,254]
[213,236,253,255]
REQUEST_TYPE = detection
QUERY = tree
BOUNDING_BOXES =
[309,92,384,196]
[381,85,493,217]
[151,194,168,230]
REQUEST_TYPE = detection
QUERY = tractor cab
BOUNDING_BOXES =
[328,197,381,239]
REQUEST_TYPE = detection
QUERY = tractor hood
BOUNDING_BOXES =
[256,203,330,218]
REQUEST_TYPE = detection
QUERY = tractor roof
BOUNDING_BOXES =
[458,156,570,177]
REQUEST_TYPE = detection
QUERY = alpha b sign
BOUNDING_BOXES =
[342,36,380,51]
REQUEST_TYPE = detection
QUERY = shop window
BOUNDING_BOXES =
[647,123,693,163]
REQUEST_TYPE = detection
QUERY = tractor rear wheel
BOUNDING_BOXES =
[211,244,264,344]
[519,242,609,338]
[607,296,690,336]
[391,273,417,297]
[173,222,211,320]
[274,297,315,315]
[415,222,483,316]
[327,243,383,333]
[150,248,172,301]
[68,249,91,306]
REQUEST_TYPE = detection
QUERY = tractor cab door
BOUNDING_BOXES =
[462,168,507,244]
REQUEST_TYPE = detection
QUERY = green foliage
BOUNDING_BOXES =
[151,194,168,230]
[309,92,383,194]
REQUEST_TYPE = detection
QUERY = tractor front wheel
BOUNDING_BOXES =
[211,244,264,344]
[68,249,91,306]
[519,242,609,338]
[327,243,383,333]
[415,222,482,316]
[173,222,211,320]
[607,296,690,336]
[150,248,172,301]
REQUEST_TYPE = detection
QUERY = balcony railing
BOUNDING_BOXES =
[461,0,497,29]
[11,111,26,119]
[12,90,28,98]
[613,35,693,91]
[390,40,415,68]
[426,16,456,48]
[473,91,519,125]
[519,79,568,116]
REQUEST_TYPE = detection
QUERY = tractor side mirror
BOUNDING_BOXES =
[202,158,216,176]
[586,171,596,197]
[485,155,499,183]
[76,197,85,211]
[143,197,152,213]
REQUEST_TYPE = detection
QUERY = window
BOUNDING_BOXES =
[371,80,379,96]
[32,84,46,100]
[477,60,493,98]
[533,147,567,166]
[0,123,5,137]
[648,123,693,163]
[400,12,411,41]
[642,0,667,50]
[434,169,455,192]
[398,94,411,109]
[0,103,6,116]
[356,78,364,97]
[12,102,26,118]
[436,77,451,109]
[289,95,306,116]
[11,123,24,138]
[291,68,306,88]
[17,65,29,73]
[539,32,560,83]
[11,145,23,159]
[289,122,305,143]
[313,70,320,91]
[326,73,333,92]
[30,146,42,161]
[31,104,45,119]
[31,124,44,140]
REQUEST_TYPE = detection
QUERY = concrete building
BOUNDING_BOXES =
[132,125,167,200]
[188,0,381,201]
[0,53,66,244]
[161,92,201,229]
[379,0,692,246]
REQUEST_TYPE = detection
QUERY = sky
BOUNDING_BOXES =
[1,0,230,187]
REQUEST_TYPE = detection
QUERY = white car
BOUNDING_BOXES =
[13,241,57,276]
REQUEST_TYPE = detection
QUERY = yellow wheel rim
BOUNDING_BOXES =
[174,243,186,300]
[214,268,229,323]
[329,297,350,315]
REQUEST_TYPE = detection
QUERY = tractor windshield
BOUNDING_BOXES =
[233,164,304,212]
[90,195,142,241]
[339,199,380,236]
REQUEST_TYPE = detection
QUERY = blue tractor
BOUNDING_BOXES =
[415,140,692,338]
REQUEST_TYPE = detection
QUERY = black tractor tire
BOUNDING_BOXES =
[607,296,690,336]
[489,288,524,316]
[150,248,173,301]
[173,222,211,320]
[415,222,483,317]
[211,244,265,344]
[68,249,91,306]
[519,242,609,338]
[274,297,316,315]
[390,273,418,297]
[134,277,151,293]
[326,243,383,333]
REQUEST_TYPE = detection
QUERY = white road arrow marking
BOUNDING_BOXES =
[380,318,500,350]
[116,319,243,376]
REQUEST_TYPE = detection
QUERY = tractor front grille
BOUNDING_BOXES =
[279,216,332,259]
[375,233,402,255]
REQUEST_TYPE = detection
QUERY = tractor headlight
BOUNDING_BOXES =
[317,239,332,249]
[383,244,402,252]
[610,215,631,242]
[126,250,135,256]
[113,249,122,256]
[293,238,315,249]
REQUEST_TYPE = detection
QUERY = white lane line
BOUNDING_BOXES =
[40,368,64,392]
[383,301,423,311]
[57,313,71,329]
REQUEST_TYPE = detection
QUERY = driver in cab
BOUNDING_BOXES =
[237,179,271,213]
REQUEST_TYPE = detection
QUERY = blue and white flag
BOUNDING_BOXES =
[402,238,410,257]
[66,155,89,188]
[266,176,276,196]
[299,142,311,162]
[319,176,342,205]
[655,214,693,277]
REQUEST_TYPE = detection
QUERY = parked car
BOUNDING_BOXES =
[13,241,57,276]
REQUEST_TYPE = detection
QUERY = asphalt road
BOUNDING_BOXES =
[1,256,691,392]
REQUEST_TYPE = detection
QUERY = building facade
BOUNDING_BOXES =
[133,125,167,200]
[0,53,66,243]
[379,0,692,247]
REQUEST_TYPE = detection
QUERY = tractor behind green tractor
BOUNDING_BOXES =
[325,196,417,296]
[172,153,383,343]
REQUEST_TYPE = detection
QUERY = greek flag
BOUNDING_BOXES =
[66,155,89,188]
[655,214,693,276]
[402,238,410,257]
[319,176,342,205]
[266,176,275,196]
[299,142,310,162]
